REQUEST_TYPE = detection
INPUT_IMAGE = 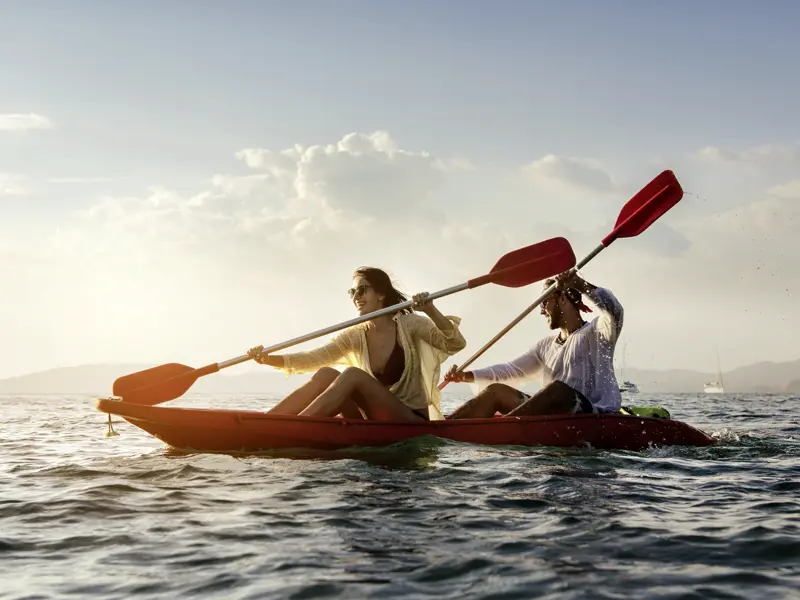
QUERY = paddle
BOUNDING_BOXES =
[113,236,578,405]
[440,169,684,389]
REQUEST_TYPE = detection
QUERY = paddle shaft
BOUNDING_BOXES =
[215,281,470,371]
[440,242,606,384]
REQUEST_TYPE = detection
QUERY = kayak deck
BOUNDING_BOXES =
[95,397,716,453]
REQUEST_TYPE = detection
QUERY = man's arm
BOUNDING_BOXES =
[444,345,544,384]
[565,273,624,342]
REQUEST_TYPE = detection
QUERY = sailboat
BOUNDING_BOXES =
[703,346,724,394]
[618,341,639,394]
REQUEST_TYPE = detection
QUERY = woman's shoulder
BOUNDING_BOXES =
[397,312,461,326]
[396,311,457,333]
[396,312,428,327]
[330,325,365,345]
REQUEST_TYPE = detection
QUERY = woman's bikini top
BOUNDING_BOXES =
[373,340,406,387]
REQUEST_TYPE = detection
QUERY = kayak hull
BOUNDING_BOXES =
[95,398,716,453]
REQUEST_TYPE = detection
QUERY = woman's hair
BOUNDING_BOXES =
[352,267,410,313]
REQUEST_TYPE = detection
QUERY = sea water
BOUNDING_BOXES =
[1,393,798,599]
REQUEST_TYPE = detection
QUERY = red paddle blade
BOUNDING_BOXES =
[468,237,576,288]
[113,363,193,396]
[113,363,198,405]
[603,170,683,246]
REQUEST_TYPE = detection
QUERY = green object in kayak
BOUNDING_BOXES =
[619,405,671,419]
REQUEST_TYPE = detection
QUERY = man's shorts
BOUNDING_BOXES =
[518,382,598,414]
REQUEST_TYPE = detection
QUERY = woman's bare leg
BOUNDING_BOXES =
[266,367,357,418]
[267,367,339,414]
[299,367,425,421]
[339,391,366,419]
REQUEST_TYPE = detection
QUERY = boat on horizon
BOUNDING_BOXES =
[617,341,639,394]
[704,346,725,394]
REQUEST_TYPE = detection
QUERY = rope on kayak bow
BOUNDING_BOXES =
[104,413,119,437]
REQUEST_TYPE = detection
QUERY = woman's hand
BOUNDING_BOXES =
[412,291,434,313]
[248,344,272,365]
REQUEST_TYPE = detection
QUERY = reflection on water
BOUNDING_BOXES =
[163,435,447,471]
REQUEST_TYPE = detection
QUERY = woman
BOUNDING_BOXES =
[247,267,467,421]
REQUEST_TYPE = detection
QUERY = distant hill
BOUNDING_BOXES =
[621,359,800,394]
[0,363,478,400]
[0,363,311,396]
[0,358,798,396]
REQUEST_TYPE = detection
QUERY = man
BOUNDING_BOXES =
[444,270,623,418]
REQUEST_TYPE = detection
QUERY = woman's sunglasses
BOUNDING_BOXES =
[348,284,372,299]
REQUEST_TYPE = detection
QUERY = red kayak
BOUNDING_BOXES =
[95,398,716,453]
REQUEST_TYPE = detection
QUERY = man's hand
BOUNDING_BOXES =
[443,364,474,383]
[554,269,578,291]
[554,269,595,294]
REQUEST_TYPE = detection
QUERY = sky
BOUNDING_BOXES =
[1,1,799,380]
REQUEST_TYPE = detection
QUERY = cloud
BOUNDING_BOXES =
[236,131,445,223]
[768,179,800,200]
[522,154,619,194]
[47,177,117,184]
[59,131,571,284]
[689,144,798,166]
[703,181,798,246]
[0,174,28,195]
[0,113,52,131]
[42,132,467,296]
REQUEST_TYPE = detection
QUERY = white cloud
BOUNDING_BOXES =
[0,173,28,195]
[768,179,800,200]
[689,143,799,167]
[37,134,439,273]
[701,180,798,250]
[0,113,52,131]
[434,157,476,172]
[690,146,742,163]
[47,177,116,184]
[522,154,619,193]
[236,130,445,223]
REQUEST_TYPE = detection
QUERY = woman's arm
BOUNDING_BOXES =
[413,292,458,334]
[247,332,353,374]
[247,351,284,368]
[409,292,468,354]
